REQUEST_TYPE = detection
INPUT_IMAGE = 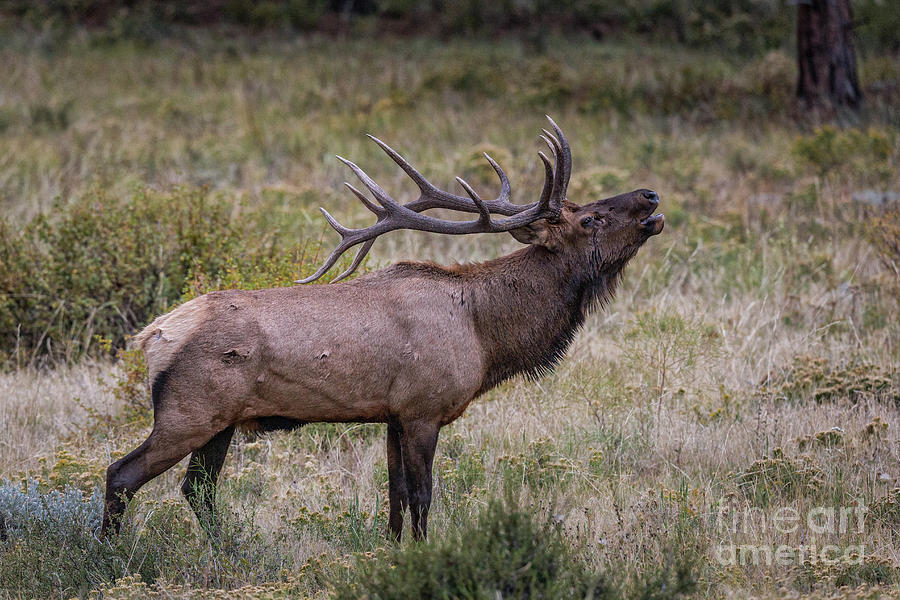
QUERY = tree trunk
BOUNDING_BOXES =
[796,0,862,109]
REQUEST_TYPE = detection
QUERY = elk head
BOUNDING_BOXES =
[298,116,663,284]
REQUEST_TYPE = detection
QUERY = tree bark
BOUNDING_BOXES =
[796,0,862,109]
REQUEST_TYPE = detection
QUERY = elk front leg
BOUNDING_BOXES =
[400,421,439,541]
[386,422,408,541]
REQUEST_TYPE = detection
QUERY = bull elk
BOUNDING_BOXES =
[102,117,664,540]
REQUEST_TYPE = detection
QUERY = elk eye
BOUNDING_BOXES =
[581,216,594,227]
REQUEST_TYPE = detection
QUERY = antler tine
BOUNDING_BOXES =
[296,211,356,284]
[368,134,521,216]
[336,156,403,213]
[536,117,572,213]
[318,207,353,236]
[537,150,554,212]
[366,135,435,196]
[541,129,561,155]
[344,182,385,218]
[455,177,493,225]
[539,134,557,158]
[330,239,376,283]
[482,153,512,205]
[545,115,572,192]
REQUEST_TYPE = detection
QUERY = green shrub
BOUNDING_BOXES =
[621,309,721,434]
[869,487,900,529]
[855,0,900,52]
[420,56,501,96]
[0,187,241,365]
[736,449,825,506]
[0,186,347,367]
[286,495,386,555]
[0,107,13,134]
[330,497,611,600]
[867,203,900,282]
[791,126,895,180]
[498,437,578,492]
[224,0,327,30]
[795,553,900,589]
[28,100,72,132]
[763,355,898,405]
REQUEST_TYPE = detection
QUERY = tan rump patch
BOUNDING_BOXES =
[133,295,210,381]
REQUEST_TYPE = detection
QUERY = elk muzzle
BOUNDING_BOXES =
[640,213,665,236]
[635,189,664,236]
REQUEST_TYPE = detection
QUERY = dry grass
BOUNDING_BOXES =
[0,363,105,476]
[1,26,899,600]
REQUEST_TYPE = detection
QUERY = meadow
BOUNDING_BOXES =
[1,21,899,599]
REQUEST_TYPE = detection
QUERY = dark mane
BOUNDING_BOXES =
[461,246,631,394]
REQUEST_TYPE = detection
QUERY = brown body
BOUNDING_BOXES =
[102,119,664,540]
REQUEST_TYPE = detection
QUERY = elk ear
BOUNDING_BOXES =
[509,219,558,249]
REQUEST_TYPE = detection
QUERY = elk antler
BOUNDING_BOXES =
[298,116,572,284]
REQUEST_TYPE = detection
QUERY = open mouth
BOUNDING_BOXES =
[640,213,665,236]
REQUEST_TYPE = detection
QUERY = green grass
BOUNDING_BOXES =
[1,25,899,600]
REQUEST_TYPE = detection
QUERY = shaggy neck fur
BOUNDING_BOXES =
[454,243,633,394]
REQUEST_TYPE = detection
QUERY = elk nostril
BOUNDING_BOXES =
[642,190,659,205]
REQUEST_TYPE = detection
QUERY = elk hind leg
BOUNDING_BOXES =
[182,425,235,535]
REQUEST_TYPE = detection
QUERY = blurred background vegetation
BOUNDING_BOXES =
[1,0,898,53]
